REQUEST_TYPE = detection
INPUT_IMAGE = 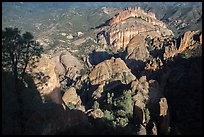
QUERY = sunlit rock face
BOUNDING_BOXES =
[27,54,62,104]
[178,31,200,53]
[89,57,136,86]
[97,6,174,53]
[52,49,84,81]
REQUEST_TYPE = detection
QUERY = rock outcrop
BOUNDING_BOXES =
[107,7,167,28]
[163,42,178,59]
[88,109,104,119]
[97,6,174,52]
[200,33,202,45]
[62,87,82,106]
[178,31,199,53]
[89,57,136,85]
[51,48,83,81]
[131,76,169,134]
[27,54,62,104]
[125,34,150,61]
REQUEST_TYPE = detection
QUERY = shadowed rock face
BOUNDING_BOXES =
[89,57,136,85]
[97,6,174,53]
[24,104,88,135]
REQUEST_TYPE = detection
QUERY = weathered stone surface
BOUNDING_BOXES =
[200,33,202,45]
[51,49,83,81]
[158,97,170,135]
[145,57,163,72]
[107,7,167,28]
[178,31,199,53]
[88,109,104,119]
[125,35,150,62]
[163,42,178,59]
[159,98,168,117]
[27,54,62,104]
[89,57,136,85]
[137,124,147,135]
[62,87,81,106]
[97,7,174,52]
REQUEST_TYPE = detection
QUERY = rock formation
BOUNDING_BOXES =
[88,109,104,119]
[62,87,82,106]
[158,98,170,135]
[163,42,178,59]
[131,76,169,134]
[51,48,84,81]
[125,34,149,61]
[107,7,167,28]
[89,57,136,85]
[200,33,202,45]
[27,54,62,104]
[97,6,174,52]
[178,31,199,53]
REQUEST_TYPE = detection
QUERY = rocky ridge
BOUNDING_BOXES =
[97,6,174,52]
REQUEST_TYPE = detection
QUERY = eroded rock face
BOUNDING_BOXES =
[163,42,178,59]
[27,54,62,104]
[200,33,202,45]
[107,7,166,28]
[158,98,170,135]
[178,31,200,53]
[52,49,84,81]
[131,75,168,134]
[62,87,82,106]
[89,57,136,85]
[97,7,174,52]
[125,35,150,62]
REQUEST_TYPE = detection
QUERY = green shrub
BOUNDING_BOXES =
[113,117,129,127]
[67,102,76,110]
[92,101,100,110]
[103,110,114,120]
[114,90,134,118]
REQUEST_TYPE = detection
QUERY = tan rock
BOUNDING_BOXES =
[200,33,202,45]
[97,7,174,52]
[89,109,104,119]
[163,42,178,59]
[158,97,170,135]
[27,54,62,104]
[159,98,168,117]
[126,35,148,59]
[62,87,81,106]
[89,57,136,85]
[178,31,199,53]
[107,6,166,28]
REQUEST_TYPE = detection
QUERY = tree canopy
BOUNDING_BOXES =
[2,27,43,81]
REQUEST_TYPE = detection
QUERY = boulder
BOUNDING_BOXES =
[62,87,81,106]
[89,57,136,85]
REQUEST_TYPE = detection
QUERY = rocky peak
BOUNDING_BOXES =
[107,6,166,28]
[97,6,174,53]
